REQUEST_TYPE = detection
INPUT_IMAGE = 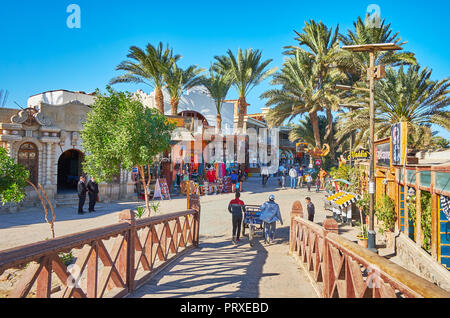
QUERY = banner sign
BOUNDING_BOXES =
[376,142,391,167]
[314,159,322,166]
[391,122,408,166]
[153,178,171,200]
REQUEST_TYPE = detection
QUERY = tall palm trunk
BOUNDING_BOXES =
[216,113,222,133]
[325,107,335,159]
[237,96,247,132]
[171,97,179,116]
[310,111,322,148]
[155,87,165,114]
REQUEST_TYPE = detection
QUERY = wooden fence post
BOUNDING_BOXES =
[119,209,136,294]
[290,201,303,253]
[322,219,338,298]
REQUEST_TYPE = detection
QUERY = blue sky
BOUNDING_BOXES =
[0,0,449,138]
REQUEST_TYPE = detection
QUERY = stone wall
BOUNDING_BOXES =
[395,233,450,292]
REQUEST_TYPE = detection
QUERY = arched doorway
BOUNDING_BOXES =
[18,142,39,185]
[57,149,84,193]
[178,111,209,126]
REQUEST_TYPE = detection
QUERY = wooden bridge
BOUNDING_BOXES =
[0,196,448,298]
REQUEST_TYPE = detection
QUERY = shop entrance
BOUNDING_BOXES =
[57,149,84,193]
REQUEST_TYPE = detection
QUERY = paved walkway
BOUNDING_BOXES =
[130,228,317,298]
[0,176,361,298]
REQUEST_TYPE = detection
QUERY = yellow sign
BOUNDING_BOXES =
[347,150,369,160]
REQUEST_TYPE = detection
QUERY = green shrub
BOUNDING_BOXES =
[375,194,396,234]
[421,192,432,252]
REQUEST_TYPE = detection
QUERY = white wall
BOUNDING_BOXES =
[135,87,235,130]
[28,90,96,107]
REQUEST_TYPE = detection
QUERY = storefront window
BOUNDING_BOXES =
[435,172,450,193]
[419,170,431,188]
[407,169,416,185]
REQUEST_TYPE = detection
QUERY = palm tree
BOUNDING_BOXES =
[200,68,233,132]
[336,65,450,151]
[338,17,417,82]
[164,63,205,116]
[284,20,345,156]
[214,48,276,132]
[110,42,180,114]
[262,49,344,148]
[289,114,330,147]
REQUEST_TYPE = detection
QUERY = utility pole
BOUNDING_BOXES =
[340,43,402,253]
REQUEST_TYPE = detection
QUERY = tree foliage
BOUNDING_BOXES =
[0,147,29,204]
[82,86,175,179]
[81,87,175,214]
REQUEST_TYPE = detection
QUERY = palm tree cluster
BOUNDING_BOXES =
[262,17,449,161]
[111,43,275,133]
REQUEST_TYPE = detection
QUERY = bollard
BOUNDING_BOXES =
[290,201,303,252]
[291,201,304,219]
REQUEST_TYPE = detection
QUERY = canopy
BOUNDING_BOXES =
[326,191,359,209]
[332,179,353,185]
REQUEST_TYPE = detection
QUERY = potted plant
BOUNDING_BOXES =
[356,221,369,248]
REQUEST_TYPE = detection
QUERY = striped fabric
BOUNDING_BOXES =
[441,195,450,221]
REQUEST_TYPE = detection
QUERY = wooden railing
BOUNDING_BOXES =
[289,201,450,298]
[0,196,200,298]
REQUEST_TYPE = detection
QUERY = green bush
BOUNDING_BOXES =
[375,194,396,234]
[421,192,432,252]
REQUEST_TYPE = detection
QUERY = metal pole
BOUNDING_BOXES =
[368,51,377,253]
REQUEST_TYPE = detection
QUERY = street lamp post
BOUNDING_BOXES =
[340,43,401,253]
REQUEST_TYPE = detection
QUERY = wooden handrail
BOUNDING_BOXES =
[326,233,450,298]
[0,201,201,298]
[289,200,450,298]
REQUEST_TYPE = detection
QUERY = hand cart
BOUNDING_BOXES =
[243,205,264,246]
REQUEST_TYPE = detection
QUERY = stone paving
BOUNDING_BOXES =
[0,176,363,298]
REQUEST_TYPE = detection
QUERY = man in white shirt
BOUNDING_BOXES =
[289,167,298,189]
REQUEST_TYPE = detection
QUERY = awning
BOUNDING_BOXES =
[326,192,359,209]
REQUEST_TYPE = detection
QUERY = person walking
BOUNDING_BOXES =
[280,167,287,189]
[306,174,312,192]
[297,166,304,188]
[87,176,99,213]
[228,192,246,245]
[259,194,283,245]
[315,177,321,193]
[77,175,88,215]
[230,170,238,193]
[261,166,269,187]
[306,197,315,222]
[289,166,297,189]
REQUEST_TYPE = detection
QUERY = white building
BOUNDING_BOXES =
[0,87,236,212]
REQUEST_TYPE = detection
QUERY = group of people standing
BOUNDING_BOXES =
[77,175,99,215]
[277,165,328,193]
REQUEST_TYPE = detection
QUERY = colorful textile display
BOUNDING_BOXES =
[223,176,232,193]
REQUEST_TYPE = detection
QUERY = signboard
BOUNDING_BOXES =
[376,142,391,167]
[153,178,171,200]
[391,122,408,166]
[314,159,322,166]
[346,149,369,161]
